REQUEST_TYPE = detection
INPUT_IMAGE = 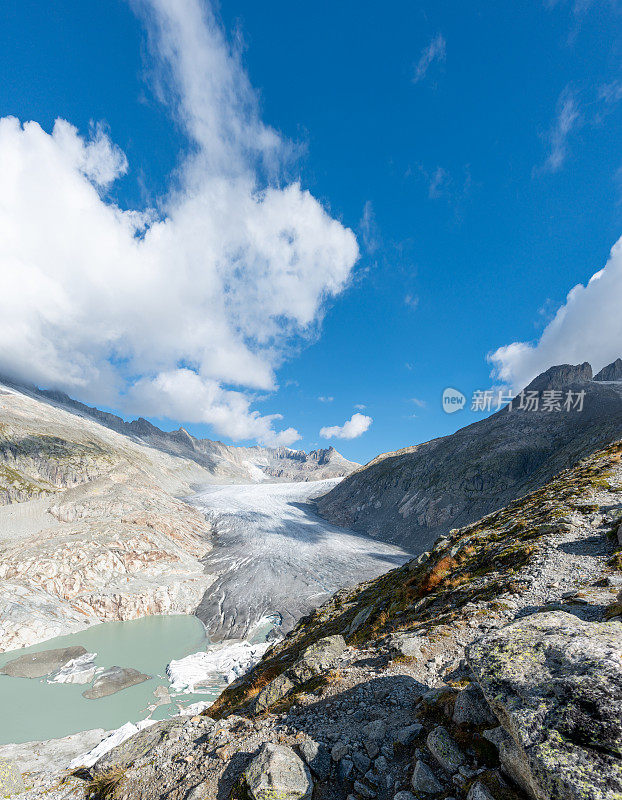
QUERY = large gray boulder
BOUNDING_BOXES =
[255,673,295,713]
[289,635,346,683]
[244,743,313,800]
[468,611,622,800]
[82,666,150,699]
[0,646,87,678]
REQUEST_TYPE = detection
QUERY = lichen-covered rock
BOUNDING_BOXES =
[426,726,465,773]
[388,633,425,659]
[254,673,295,712]
[244,743,313,800]
[468,611,622,800]
[289,635,346,683]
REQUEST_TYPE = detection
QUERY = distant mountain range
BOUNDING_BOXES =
[0,376,359,488]
[316,359,622,553]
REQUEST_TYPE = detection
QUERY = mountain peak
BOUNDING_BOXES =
[524,361,593,392]
[594,358,622,382]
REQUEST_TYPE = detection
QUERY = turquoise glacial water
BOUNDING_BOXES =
[0,615,218,745]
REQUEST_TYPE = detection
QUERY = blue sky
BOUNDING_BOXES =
[1,0,621,463]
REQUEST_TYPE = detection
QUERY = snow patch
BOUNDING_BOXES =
[48,653,101,685]
[69,719,158,769]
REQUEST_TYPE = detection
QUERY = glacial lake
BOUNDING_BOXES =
[0,615,220,745]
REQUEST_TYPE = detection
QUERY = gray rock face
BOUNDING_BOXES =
[452,683,497,726]
[396,724,423,746]
[468,611,622,800]
[316,362,622,552]
[411,759,444,793]
[289,635,346,683]
[593,358,622,382]
[0,645,87,678]
[244,743,313,800]
[426,727,465,773]
[255,673,295,713]
[82,666,150,699]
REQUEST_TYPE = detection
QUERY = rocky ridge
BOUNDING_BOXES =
[316,360,622,553]
[15,438,622,799]
[1,377,359,487]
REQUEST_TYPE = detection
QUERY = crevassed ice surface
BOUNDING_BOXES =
[192,479,411,640]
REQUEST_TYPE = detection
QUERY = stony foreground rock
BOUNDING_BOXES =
[243,743,313,800]
[468,611,622,800]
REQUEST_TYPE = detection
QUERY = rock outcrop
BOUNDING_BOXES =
[468,612,622,800]
[317,361,622,553]
[244,743,313,800]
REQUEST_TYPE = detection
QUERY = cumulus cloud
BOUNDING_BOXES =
[320,412,372,440]
[413,34,446,84]
[489,236,622,390]
[539,87,580,173]
[0,0,359,445]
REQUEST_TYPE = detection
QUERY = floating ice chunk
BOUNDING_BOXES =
[48,653,101,685]
[167,640,271,692]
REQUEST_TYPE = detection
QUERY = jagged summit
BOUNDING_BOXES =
[317,360,622,552]
[524,360,593,391]
[594,358,622,382]
[0,376,359,483]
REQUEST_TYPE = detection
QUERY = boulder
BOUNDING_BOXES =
[0,645,87,678]
[467,782,496,800]
[388,633,425,659]
[426,727,465,773]
[289,635,346,683]
[411,759,444,793]
[396,723,423,746]
[244,743,313,800]
[255,673,295,712]
[298,739,331,780]
[82,666,150,699]
[452,683,497,726]
[467,611,622,800]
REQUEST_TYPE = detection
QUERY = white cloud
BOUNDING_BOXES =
[354,403,366,410]
[404,293,419,310]
[0,0,359,444]
[539,87,580,173]
[409,397,426,408]
[359,200,379,254]
[320,412,372,440]
[413,34,446,84]
[318,396,334,403]
[489,236,622,390]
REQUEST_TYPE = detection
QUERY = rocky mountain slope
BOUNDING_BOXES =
[2,376,359,485]
[0,382,357,652]
[12,436,622,800]
[317,361,622,554]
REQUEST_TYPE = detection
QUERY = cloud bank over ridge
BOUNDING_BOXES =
[0,0,358,445]
[490,236,622,389]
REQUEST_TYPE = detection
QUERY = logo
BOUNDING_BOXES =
[442,387,466,414]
